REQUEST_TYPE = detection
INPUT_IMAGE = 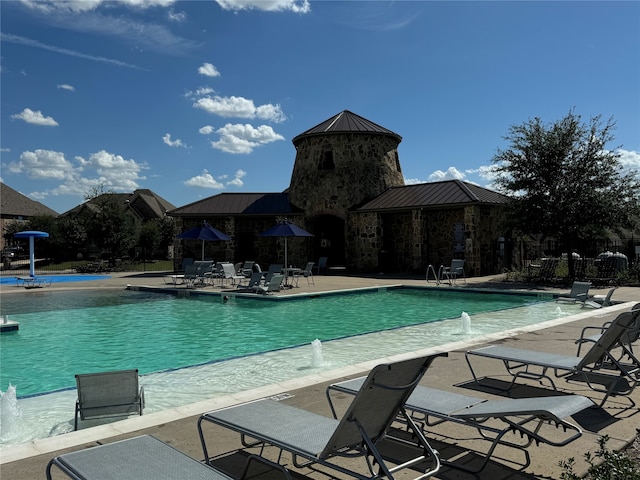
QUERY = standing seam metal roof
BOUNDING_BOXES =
[356,180,510,211]
[292,110,402,144]
[167,192,301,217]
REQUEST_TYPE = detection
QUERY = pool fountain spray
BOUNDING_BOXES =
[0,384,22,440]
[311,339,324,367]
[460,311,471,334]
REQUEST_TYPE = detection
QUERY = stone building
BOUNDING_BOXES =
[168,110,510,275]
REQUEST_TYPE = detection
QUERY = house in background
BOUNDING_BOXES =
[0,182,59,251]
[60,189,176,226]
[169,110,510,275]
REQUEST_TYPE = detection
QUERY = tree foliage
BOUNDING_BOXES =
[492,111,640,277]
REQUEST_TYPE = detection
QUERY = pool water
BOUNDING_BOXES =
[0,274,110,285]
[1,287,551,396]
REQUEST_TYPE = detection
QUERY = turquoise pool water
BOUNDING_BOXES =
[0,274,110,285]
[0,288,551,397]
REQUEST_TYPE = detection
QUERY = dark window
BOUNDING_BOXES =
[319,150,335,170]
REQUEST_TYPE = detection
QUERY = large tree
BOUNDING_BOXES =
[492,110,640,278]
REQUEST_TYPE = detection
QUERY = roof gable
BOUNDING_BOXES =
[357,180,510,211]
[0,183,59,217]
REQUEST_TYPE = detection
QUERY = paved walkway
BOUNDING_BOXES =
[1,272,638,479]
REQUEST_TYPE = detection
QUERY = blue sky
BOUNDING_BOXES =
[2,0,639,215]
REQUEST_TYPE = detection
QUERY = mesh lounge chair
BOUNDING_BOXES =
[576,304,640,359]
[582,287,617,309]
[254,273,283,294]
[440,259,465,285]
[326,378,593,473]
[221,263,246,287]
[74,369,144,431]
[46,434,290,480]
[198,354,445,480]
[556,281,592,303]
[465,307,640,406]
[235,272,263,292]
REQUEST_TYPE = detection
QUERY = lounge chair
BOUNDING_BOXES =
[236,272,263,291]
[221,263,246,287]
[576,304,640,359]
[465,307,640,406]
[240,261,255,277]
[254,273,283,294]
[582,287,617,308]
[326,378,594,473]
[440,259,465,285]
[198,354,445,480]
[556,281,592,303]
[46,434,290,480]
[74,369,144,431]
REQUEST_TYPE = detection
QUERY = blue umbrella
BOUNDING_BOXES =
[14,230,49,277]
[176,222,231,260]
[260,220,313,268]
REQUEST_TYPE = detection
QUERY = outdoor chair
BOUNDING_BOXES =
[582,287,617,309]
[74,369,144,431]
[254,273,283,294]
[198,354,445,480]
[326,377,594,473]
[294,261,315,286]
[440,259,465,285]
[46,434,290,480]
[465,307,640,406]
[556,281,592,303]
[313,256,328,275]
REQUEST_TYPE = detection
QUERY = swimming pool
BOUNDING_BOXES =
[1,287,552,396]
[0,286,584,446]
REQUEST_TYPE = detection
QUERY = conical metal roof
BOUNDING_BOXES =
[292,110,402,145]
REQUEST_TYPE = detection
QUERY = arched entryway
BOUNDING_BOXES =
[308,215,345,266]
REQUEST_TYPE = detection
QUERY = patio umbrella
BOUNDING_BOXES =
[259,220,313,268]
[14,230,49,277]
[176,222,231,261]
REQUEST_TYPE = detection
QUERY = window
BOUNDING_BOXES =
[319,150,335,170]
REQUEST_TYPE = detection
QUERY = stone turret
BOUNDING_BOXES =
[288,110,404,218]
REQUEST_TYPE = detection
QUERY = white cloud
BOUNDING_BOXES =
[617,149,640,174]
[184,169,225,189]
[8,149,74,179]
[1,33,143,69]
[6,147,147,202]
[210,123,285,154]
[11,108,59,126]
[198,62,221,78]
[162,133,187,148]
[428,166,465,182]
[19,0,178,14]
[57,83,75,91]
[215,0,310,13]
[465,165,497,182]
[403,177,425,185]
[167,8,186,22]
[193,95,286,123]
[226,169,246,187]
[199,125,215,135]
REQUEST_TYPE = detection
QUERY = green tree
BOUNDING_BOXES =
[88,194,134,266]
[492,111,640,279]
[138,220,160,262]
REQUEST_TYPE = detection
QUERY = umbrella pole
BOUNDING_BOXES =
[201,240,205,261]
[284,237,288,268]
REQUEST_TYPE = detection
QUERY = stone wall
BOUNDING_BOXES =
[289,133,404,217]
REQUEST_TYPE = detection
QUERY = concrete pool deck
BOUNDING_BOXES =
[1,272,638,479]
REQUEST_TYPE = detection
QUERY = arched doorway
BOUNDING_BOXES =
[308,215,345,266]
